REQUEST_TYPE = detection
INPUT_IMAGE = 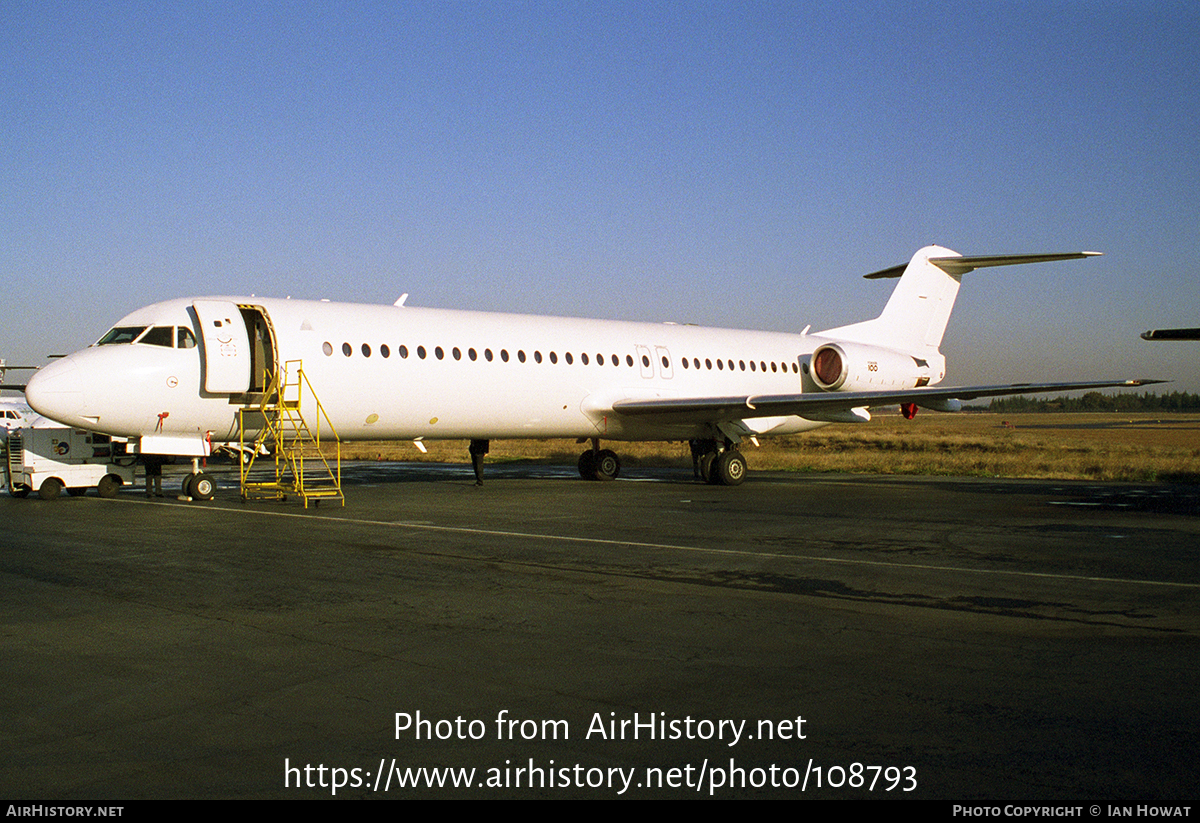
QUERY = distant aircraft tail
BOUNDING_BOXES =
[818,245,1100,352]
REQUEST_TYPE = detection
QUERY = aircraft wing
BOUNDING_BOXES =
[1141,328,1200,341]
[610,379,1164,424]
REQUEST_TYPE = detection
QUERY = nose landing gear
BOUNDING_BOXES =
[182,458,216,501]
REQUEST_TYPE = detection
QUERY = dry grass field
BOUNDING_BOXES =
[332,412,1200,483]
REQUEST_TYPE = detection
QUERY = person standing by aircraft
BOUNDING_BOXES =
[143,453,165,497]
[469,439,489,486]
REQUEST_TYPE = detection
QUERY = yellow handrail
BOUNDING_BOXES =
[238,360,342,507]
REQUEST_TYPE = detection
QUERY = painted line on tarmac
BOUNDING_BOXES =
[120,497,1200,590]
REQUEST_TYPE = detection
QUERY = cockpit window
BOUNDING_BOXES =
[177,327,196,349]
[140,326,174,347]
[96,326,148,345]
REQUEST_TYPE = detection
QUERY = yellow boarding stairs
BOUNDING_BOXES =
[238,360,343,507]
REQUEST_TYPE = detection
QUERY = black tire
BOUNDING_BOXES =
[578,449,597,480]
[182,476,195,496]
[594,449,620,481]
[97,475,121,499]
[699,452,717,484]
[190,472,215,501]
[39,478,63,500]
[715,450,747,486]
[11,485,30,499]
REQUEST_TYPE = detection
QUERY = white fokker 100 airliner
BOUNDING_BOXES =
[25,245,1155,498]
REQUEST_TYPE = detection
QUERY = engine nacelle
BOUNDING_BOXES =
[809,342,943,392]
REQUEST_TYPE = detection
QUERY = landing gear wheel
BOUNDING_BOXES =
[97,475,121,499]
[39,478,62,500]
[578,449,597,480]
[594,449,620,481]
[699,451,717,484]
[182,476,196,496]
[189,472,216,501]
[691,438,717,479]
[715,450,747,486]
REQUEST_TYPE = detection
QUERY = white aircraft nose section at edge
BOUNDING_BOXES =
[25,357,85,424]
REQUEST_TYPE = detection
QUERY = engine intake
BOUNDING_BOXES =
[809,342,942,392]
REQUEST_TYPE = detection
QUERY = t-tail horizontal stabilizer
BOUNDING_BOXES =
[863,251,1102,280]
[822,247,1103,355]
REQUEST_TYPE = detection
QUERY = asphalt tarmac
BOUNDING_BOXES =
[2,461,1197,800]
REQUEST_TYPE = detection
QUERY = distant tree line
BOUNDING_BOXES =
[977,391,1200,413]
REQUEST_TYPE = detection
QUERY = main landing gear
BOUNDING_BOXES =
[690,439,747,486]
[578,439,621,481]
[575,438,747,485]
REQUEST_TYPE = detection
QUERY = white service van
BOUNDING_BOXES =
[5,426,134,499]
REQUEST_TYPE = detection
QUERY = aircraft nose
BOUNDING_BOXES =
[25,358,84,422]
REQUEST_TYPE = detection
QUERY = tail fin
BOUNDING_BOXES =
[819,246,1100,352]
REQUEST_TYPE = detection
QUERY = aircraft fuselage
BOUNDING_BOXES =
[27,296,863,450]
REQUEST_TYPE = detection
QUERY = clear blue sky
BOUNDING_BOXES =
[3,1,1198,392]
